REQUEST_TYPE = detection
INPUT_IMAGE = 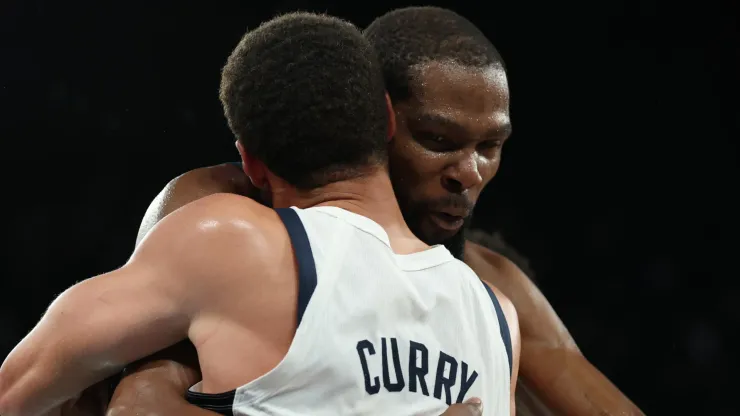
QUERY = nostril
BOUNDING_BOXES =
[442,176,463,193]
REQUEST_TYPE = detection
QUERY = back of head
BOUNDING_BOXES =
[220,13,388,190]
[364,6,505,101]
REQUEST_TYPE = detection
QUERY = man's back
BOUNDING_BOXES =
[0,12,520,416]
[186,203,513,416]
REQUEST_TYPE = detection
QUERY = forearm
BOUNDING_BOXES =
[1,271,188,416]
[108,365,214,416]
[0,352,113,416]
[0,290,123,416]
[514,380,556,416]
[107,341,215,416]
[520,344,643,416]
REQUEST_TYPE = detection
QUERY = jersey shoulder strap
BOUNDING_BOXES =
[275,207,318,325]
[184,207,318,414]
[481,281,513,376]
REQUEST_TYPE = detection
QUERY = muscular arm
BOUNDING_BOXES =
[0,213,204,415]
[107,343,214,416]
[465,242,644,416]
[112,165,253,416]
[0,194,264,416]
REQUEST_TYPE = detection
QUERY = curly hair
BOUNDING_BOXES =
[365,6,505,102]
[220,12,388,190]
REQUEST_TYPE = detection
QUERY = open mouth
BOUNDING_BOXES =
[429,212,465,231]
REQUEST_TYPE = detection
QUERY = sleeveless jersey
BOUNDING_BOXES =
[187,206,512,416]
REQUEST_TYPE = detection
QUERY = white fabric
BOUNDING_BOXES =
[228,206,511,416]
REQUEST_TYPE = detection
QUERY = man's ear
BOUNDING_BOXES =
[235,140,268,189]
[385,92,396,141]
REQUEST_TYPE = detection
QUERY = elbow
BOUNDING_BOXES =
[108,376,180,416]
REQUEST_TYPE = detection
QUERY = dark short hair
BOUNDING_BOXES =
[365,7,505,102]
[220,13,388,189]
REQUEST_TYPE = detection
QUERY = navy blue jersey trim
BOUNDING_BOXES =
[481,281,513,377]
[185,208,318,412]
[275,207,318,326]
[185,389,235,415]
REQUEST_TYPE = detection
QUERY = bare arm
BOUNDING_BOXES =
[107,165,254,416]
[465,242,644,416]
[107,343,218,416]
[0,253,191,415]
[0,194,262,416]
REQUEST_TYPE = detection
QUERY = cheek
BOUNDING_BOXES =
[389,142,449,205]
[403,134,453,172]
[479,157,501,186]
[389,137,436,183]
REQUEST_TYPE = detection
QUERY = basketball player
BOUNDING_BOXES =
[0,12,519,416]
[106,7,644,416]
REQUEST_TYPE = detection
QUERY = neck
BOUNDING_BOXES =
[271,169,423,250]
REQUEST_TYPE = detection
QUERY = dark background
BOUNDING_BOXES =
[1,0,737,414]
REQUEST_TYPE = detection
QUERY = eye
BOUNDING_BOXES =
[479,140,503,150]
[415,132,455,151]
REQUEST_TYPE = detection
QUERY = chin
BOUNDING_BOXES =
[416,223,467,260]
[415,223,455,245]
[441,230,467,260]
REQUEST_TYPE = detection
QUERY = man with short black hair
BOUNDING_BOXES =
[219,12,389,191]
[57,6,640,416]
[0,12,519,416]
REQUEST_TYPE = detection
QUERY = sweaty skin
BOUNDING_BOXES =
[108,166,639,416]
[0,172,521,416]
[108,62,641,415]
[1,194,311,415]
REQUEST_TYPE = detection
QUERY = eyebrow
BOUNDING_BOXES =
[414,112,513,139]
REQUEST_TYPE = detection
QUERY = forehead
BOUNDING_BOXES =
[405,61,511,135]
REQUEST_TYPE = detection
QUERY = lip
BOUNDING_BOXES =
[429,212,465,232]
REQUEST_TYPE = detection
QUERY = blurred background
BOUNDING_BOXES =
[1,0,737,414]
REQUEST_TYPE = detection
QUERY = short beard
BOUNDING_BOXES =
[441,216,472,260]
[389,171,473,261]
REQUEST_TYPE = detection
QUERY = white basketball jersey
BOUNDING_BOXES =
[187,206,512,416]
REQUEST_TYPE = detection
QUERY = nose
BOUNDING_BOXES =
[441,153,483,193]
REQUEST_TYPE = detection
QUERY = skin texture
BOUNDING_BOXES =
[105,61,642,416]
[0,164,521,416]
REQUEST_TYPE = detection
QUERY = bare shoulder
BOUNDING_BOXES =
[137,163,254,245]
[165,192,279,237]
[171,163,249,193]
[464,241,531,289]
[464,240,578,349]
[129,193,294,313]
[137,193,283,266]
[155,163,252,210]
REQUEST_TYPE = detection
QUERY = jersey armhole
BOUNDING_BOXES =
[481,281,513,377]
[275,207,318,325]
[185,208,318,413]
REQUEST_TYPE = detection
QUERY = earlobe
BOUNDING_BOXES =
[235,140,248,172]
[235,141,265,189]
[385,92,396,141]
